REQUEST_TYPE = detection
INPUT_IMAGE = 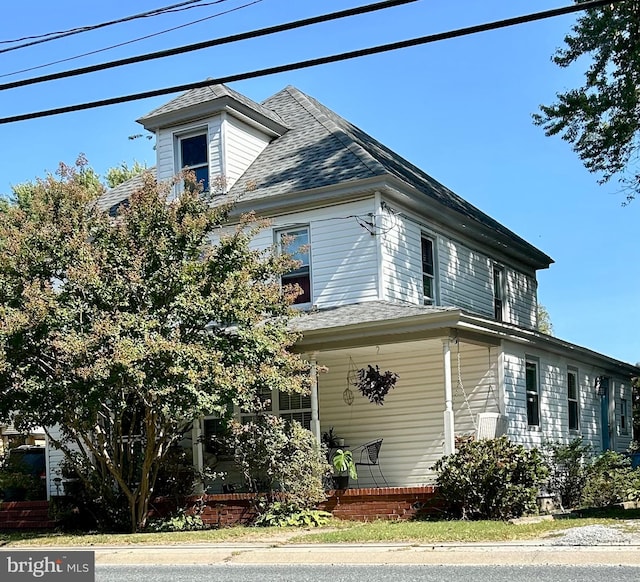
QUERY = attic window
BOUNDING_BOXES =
[421,236,436,305]
[179,132,209,192]
[493,266,504,322]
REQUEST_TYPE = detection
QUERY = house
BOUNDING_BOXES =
[45,83,639,497]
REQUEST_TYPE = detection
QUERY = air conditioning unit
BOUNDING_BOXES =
[476,412,509,440]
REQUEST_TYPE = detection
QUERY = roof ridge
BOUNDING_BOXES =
[283,86,386,176]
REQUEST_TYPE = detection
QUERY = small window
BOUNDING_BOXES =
[525,359,540,427]
[278,227,311,305]
[279,391,312,430]
[621,398,628,434]
[179,133,209,192]
[421,236,436,305]
[567,367,579,431]
[493,266,504,322]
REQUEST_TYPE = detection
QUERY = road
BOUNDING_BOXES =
[97,564,640,582]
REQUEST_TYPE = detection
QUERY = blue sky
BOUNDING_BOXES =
[0,0,637,365]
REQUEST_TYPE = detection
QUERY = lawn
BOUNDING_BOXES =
[2,512,638,547]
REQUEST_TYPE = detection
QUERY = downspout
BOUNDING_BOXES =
[442,337,455,455]
[310,353,321,441]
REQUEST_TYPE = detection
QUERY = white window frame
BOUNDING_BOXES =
[493,265,505,322]
[176,129,209,192]
[421,235,437,306]
[276,226,312,306]
[567,367,580,432]
[240,389,312,431]
[525,357,540,428]
[620,397,629,435]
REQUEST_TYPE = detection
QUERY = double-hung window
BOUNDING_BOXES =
[525,358,540,427]
[421,236,436,305]
[278,227,311,305]
[179,132,209,192]
[493,266,505,322]
[567,367,579,432]
[278,391,312,430]
[621,398,629,435]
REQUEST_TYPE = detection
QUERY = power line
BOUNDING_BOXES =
[0,0,624,126]
[0,0,263,80]
[0,0,417,91]
[0,0,229,55]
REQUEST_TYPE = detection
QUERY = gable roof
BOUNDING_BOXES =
[95,169,156,216]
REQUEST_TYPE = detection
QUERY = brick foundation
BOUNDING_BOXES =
[153,486,440,527]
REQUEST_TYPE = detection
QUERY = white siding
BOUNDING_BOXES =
[262,200,380,308]
[503,342,631,454]
[316,340,499,487]
[45,425,80,498]
[223,116,270,190]
[379,206,537,327]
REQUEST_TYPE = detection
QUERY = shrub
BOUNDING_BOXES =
[254,501,332,527]
[231,415,331,516]
[432,436,549,520]
[542,438,592,509]
[580,451,639,507]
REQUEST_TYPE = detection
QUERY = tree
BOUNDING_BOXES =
[533,1,640,203]
[105,161,147,189]
[0,158,308,532]
[537,304,554,335]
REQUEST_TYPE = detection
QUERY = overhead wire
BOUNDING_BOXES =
[0,0,624,125]
[0,0,263,80]
[0,0,417,91]
[0,0,229,54]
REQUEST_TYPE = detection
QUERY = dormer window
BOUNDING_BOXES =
[277,226,311,305]
[179,132,209,192]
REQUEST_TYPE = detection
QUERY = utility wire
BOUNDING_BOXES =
[0,0,624,125]
[0,0,263,80]
[0,0,417,91]
[0,0,228,54]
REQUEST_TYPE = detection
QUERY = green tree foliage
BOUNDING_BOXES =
[537,304,554,335]
[105,161,147,189]
[231,415,331,516]
[533,1,640,202]
[0,158,309,532]
[433,437,549,520]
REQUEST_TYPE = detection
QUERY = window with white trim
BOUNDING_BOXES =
[493,266,505,322]
[525,358,540,427]
[179,132,209,192]
[421,235,436,305]
[621,398,629,434]
[567,367,579,432]
[277,227,311,305]
[240,389,312,431]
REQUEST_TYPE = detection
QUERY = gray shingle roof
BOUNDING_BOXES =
[95,169,155,216]
[290,301,458,333]
[137,84,286,128]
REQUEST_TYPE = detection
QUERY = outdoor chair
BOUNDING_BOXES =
[351,438,388,487]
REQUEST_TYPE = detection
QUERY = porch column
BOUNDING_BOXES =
[442,338,456,455]
[310,353,321,441]
[192,419,204,494]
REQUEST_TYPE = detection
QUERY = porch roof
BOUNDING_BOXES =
[291,301,640,378]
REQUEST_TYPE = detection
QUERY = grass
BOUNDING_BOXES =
[2,511,639,547]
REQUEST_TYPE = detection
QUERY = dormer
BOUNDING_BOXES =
[137,84,288,192]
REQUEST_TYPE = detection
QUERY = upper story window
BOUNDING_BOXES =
[525,357,540,427]
[421,236,436,306]
[179,132,209,192]
[493,265,505,322]
[278,227,311,305]
[567,367,579,432]
[620,398,629,435]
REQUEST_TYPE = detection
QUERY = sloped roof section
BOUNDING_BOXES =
[95,169,155,216]
[137,83,286,131]
[226,86,552,267]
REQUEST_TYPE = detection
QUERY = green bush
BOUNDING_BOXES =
[542,438,592,509]
[580,451,639,507]
[433,437,549,520]
[231,415,331,517]
[254,501,332,527]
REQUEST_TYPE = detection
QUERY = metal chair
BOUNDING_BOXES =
[351,438,388,487]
